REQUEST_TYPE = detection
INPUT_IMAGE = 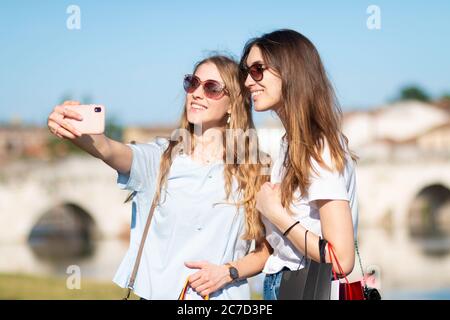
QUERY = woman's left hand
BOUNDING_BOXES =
[255,182,286,222]
[184,261,232,297]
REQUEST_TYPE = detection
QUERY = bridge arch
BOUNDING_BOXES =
[27,202,99,260]
[408,183,450,236]
[406,183,450,256]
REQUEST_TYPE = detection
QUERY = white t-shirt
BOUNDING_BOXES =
[262,136,359,274]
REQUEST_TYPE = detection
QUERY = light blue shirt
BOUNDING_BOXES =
[113,138,252,300]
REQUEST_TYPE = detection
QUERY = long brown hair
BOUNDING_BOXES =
[240,29,357,211]
[129,55,270,240]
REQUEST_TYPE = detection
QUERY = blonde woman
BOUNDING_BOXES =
[47,55,271,300]
[239,29,359,300]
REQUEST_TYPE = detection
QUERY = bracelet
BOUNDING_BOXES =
[283,221,300,237]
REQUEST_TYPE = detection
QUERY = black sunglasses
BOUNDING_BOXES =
[240,63,268,82]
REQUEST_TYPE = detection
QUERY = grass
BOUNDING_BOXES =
[0,273,262,300]
[0,273,139,300]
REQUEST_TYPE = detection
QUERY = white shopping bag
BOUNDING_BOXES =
[330,280,340,300]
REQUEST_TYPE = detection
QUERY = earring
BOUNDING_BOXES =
[227,114,231,124]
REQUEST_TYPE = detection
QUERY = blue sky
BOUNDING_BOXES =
[1,0,449,126]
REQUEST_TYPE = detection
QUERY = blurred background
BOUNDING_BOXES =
[1,0,449,300]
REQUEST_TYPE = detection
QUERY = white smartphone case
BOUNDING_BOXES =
[65,104,105,135]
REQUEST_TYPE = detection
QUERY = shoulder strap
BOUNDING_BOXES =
[355,239,369,293]
[123,197,158,300]
[123,140,168,300]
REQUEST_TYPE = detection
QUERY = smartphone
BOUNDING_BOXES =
[65,104,105,135]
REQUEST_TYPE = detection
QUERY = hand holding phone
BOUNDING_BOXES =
[48,101,106,139]
[64,104,105,135]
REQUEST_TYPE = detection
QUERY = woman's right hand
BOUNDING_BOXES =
[47,100,84,139]
[47,100,132,173]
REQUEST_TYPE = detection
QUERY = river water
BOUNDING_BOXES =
[1,225,450,299]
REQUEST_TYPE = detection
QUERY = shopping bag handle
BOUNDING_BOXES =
[328,243,350,284]
[178,278,210,300]
[328,243,353,300]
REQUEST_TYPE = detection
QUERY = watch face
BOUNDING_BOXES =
[229,267,239,280]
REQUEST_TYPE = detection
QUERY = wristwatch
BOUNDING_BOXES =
[225,263,239,282]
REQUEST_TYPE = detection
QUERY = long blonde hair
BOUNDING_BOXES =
[240,30,357,211]
[141,55,269,240]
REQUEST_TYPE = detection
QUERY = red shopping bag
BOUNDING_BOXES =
[328,243,365,300]
[339,280,365,300]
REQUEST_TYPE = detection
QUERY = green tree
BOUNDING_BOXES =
[58,93,93,105]
[59,93,73,104]
[396,85,431,102]
[81,94,94,104]
[105,116,124,142]
[440,93,450,100]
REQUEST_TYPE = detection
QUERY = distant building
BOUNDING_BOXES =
[342,100,450,162]
[0,124,178,164]
[1,100,448,165]
[416,122,450,156]
[256,100,450,162]
[0,125,50,163]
